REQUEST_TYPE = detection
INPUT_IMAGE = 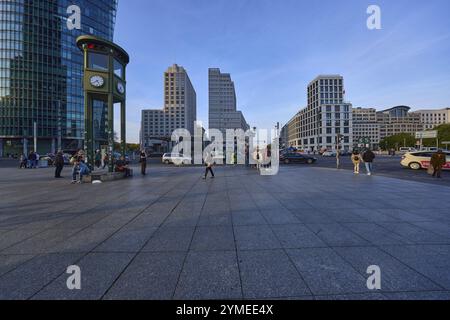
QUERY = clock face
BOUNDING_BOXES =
[117,82,125,94]
[90,75,105,88]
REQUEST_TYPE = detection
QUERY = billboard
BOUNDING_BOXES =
[415,131,438,139]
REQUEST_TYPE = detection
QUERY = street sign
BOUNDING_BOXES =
[358,137,371,145]
[416,131,438,139]
[442,141,450,145]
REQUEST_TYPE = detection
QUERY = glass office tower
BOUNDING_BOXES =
[0,0,117,156]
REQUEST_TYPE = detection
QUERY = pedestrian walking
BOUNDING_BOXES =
[54,151,65,178]
[94,150,102,169]
[203,153,215,180]
[362,149,376,176]
[351,150,361,174]
[139,150,148,176]
[102,153,109,170]
[431,149,446,179]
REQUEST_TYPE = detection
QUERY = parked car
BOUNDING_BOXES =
[322,151,337,157]
[401,151,450,170]
[149,152,164,158]
[162,153,192,165]
[399,147,417,153]
[40,154,55,166]
[280,153,317,165]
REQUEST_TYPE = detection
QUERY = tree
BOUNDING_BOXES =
[380,125,450,150]
[420,124,450,148]
[436,124,450,148]
[379,133,416,151]
[113,142,140,153]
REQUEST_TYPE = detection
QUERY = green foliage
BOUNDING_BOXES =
[436,124,450,146]
[113,142,141,152]
[379,133,416,150]
[379,124,450,150]
[127,143,141,152]
[421,124,450,148]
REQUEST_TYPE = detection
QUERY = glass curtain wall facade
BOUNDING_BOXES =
[0,0,117,156]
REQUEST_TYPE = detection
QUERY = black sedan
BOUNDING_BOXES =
[280,153,317,165]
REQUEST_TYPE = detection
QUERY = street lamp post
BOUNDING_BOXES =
[336,134,344,169]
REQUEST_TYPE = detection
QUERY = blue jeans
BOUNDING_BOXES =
[79,163,90,179]
[72,165,79,181]
[72,163,90,181]
[365,162,373,174]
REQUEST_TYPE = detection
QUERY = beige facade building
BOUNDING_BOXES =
[284,111,302,148]
[141,64,197,151]
[352,107,380,149]
[284,75,353,152]
[413,108,450,130]
[377,106,423,139]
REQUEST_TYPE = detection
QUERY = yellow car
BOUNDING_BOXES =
[401,151,450,171]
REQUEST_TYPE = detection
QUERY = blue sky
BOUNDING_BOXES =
[114,0,450,142]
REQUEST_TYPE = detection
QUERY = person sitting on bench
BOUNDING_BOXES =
[115,156,132,177]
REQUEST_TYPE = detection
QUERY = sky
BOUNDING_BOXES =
[113,0,450,143]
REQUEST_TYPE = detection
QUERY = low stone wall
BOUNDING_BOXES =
[82,169,133,183]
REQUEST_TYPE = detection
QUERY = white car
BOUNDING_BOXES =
[162,153,192,166]
[399,147,417,153]
[322,151,337,157]
[401,151,450,171]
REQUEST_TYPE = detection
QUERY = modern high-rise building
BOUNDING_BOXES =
[141,64,197,152]
[0,0,118,157]
[208,68,249,134]
[164,64,197,135]
[413,108,450,130]
[286,75,353,152]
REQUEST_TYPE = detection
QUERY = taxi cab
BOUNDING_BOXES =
[401,151,450,171]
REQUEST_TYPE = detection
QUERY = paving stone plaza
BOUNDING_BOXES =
[0,165,449,300]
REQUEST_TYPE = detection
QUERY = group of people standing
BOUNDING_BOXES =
[19,151,39,169]
[351,148,447,178]
[351,149,376,176]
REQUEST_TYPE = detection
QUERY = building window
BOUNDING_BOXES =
[89,52,108,71]
[114,59,124,78]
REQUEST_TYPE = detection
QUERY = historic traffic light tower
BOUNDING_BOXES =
[76,35,129,172]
